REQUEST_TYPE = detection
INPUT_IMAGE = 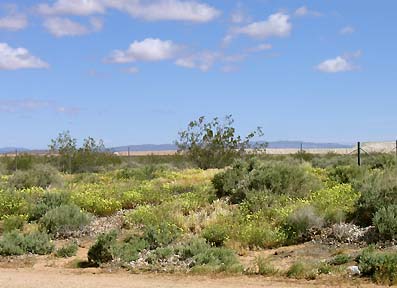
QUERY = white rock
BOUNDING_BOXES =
[347,265,360,275]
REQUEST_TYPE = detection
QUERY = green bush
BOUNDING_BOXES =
[359,248,397,285]
[355,169,397,226]
[8,164,61,189]
[39,204,90,237]
[373,205,397,240]
[202,223,229,247]
[176,237,243,273]
[55,241,79,257]
[284,205,324,242]
[113,236,148,263]
[286,261,317,280]
[0,231,54,256]
[310,184,360,224]
[143,223,181,249]
[0,189,28,219]
[329,254,351,265]
[88,231,117,265]
[213,159,322,204]
[3,215,26,232]
[28,191,71,221]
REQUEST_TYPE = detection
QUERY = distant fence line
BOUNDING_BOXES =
[1,141,396,158]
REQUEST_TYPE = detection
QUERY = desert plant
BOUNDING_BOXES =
[55,241,79,257]
[39,204,90,237]
[176,115,264,169]
[373,205,397,240]
[88,230,117,265]
[8,164,61,189]
[202,223,229,246]
[359,248,397,285]
[2,215,26,232]
[0,231,54,256]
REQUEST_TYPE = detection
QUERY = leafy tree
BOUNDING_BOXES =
[49,131,77,173]
[175,115,265,169]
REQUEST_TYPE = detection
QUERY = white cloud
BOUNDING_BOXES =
[112,0,220,22]
[125,66,139,74]
[0,43,49,70]
[43,17,103,37]
[37,0,220,22]
[108,38,182,63]
[175,51,218,71]
[233,12,292,39]
[43,17,89,37]
[294,6,322,17]
[0,99,79,115]
[37,0,106,16]
[248,43,272,52]
[0,14,27,31]
[340,26,355,35]
[316,52,361,73]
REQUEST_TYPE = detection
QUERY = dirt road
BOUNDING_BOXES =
[0,268,380,288]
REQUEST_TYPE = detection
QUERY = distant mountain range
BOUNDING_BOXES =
[0,141,353,154]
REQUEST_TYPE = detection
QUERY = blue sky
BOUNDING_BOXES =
[0,0,396,148]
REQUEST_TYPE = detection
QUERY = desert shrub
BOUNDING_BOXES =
[3,215,26,232]
[373,205,397,240]
[327,165,365,184]
[310,183,360,223]
[39,204,90,237]
[88,230,117,265]
[143,222,181,249]
[359,248,397,285]
[286,261,317,280]
[311,154,355,169]
[116,165,158,181]
[355,169,397,226]
[0,231,54,256]
[213,158,322,204]
[176,237,243,273]
[113,236,148,263]
[0,189,28,219]
[55,241,78,257]
[8,164,61,189]
[364,153,396,169]
[71,183,122,216]
[284,205,324,242]
[0,230,25,255]
[233,220,287,249]
[202,223,229,247]
[176,115,264,169]
[28,191,71,221]
[24,232,54,254]
[329,254,351,265]
[252,255,277,276]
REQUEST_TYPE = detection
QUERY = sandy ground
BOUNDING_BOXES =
[0,268,381,288]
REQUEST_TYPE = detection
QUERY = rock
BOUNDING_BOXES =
[347,265,360,275]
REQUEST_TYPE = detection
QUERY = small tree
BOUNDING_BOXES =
[175,115,265,169]
[49,131,77,173]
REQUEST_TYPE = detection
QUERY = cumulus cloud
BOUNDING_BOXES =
[294,6,322,17]
[37,0,106,16]
[107,38,183,63]
[233,12,292,39]
[0,99,79,115]
[316,52,361,73]
[340,26,355,35]
[248,43,272,52]
[175,51,219,71]
[36,0,220,22]
[0,14,28,31]
[0,43,49,70]
[43,17,103,37]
